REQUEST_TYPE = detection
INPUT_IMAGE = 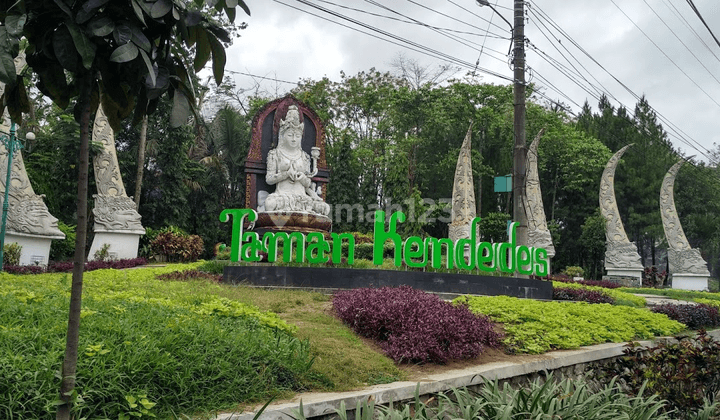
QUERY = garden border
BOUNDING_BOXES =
[214,329,720,420]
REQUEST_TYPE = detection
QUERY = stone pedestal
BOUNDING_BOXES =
[88,231,143,261]
[5,232,61,266]
[671,273,709,291]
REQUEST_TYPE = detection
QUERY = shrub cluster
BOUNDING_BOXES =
[552,281,645,307]
[599,331,720,415]
[2,258,148,275]
[150,228,204,262]
[333,286,501,364]
[553,286,615,304]
[651,303,720,329]
[3,242,21,266]
[553,277,622,289]
[156,269,222,283]
[455,295,683,353]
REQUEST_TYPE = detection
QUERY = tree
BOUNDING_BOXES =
[0,1,249,417]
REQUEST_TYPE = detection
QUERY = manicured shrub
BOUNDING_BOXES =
[151,230,204,262]
[600,330,720,415]
[456,295,683,353]
[553,286,615,304]
[552,281,645,307]
[3,264,45,275]
[553,277,622,289]
[333,286,501,363]
[651,303,720,329]
[47,258,148,273]
[563,265,584,277]
[156,269,222,283]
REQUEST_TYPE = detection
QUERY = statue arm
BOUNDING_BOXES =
[265,150,287,185]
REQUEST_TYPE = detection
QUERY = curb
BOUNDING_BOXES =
[214,329,720,420]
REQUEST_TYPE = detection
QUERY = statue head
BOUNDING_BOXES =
[278,105,304,150]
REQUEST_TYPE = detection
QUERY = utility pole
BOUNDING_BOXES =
[512,0,527,249]
[477,0,527,249]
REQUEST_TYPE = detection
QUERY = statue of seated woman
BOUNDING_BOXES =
[263,105,330,217]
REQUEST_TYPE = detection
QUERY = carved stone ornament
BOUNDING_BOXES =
[448,125,478,242]
[605,240,643,269]
[661,159,709,275]
[0,52,64,239]
[600,145,642,270]
[525,130,554,256]
[91,105,144,233]
[92,195,144,233]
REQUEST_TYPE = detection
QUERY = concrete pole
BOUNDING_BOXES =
[512,0,527,251]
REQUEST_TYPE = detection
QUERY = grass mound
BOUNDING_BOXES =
[553,281,646,307]
[0,264,320,419]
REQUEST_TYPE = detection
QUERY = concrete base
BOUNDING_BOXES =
[5,233,60,266]
[89,231,143,261]
[671,273,709,291]
[604,268,642,287]
[223,265,553,300]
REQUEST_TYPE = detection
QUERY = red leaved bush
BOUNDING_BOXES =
[553,287,615,304]
[552,277,622,289]
[651,303,720,329]
[333,286,501,364]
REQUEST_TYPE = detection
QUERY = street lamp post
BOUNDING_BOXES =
[476,0,528,252]
[0,123,32,271]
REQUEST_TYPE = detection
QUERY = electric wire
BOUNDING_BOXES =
[403,0,511,34]
[276,0,515,82]
[528,0,715,163]
[641,0,720,89]
[314,0,509,39]
[686,0,720,50]
[661,0,720,65]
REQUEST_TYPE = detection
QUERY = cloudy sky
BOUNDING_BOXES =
[223,0,720,163]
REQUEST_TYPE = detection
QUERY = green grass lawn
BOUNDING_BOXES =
[0,263,703,419]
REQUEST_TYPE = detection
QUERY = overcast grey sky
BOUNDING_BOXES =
[223,0,720,163]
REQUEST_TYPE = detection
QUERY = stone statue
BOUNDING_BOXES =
[87,104,145,260]
[264,105,330,217]
[599,145,643,281]
[448,124,478,242]
[91,105,144,233]
[525,129,555,257]
[660,159,710,276]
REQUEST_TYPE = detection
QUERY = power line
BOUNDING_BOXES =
[274,0,515,82]
[314,0,509,40]
[685,0,720,50]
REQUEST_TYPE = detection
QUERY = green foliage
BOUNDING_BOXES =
[0,264,320,419]
[621,287,720,304]
[150,229,204,262]
[92,243,112,262]
[50,221,76,261]
[454,295,681,353]
[2,242,21,266]
[478,212,510,243]
[553,281,646,307]
[578,209,606,280]
[563,266,585,278]
[310,374,709,420]
[601,331,720,415]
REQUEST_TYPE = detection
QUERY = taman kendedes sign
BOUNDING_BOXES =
[220,209,550,276]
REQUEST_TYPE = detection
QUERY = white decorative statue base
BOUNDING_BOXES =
[5,233,57,266]
[88,232,142,261]
[672,273,709,291]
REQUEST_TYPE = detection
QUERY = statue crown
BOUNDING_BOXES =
[280,105,304,132]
